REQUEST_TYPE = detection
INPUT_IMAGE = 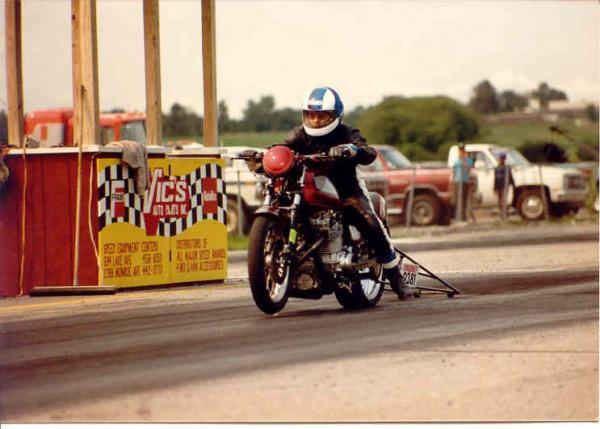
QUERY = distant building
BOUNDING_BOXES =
[485,99,598,126]
[530,99,598,125]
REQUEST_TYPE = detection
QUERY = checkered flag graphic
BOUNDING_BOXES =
[97,165,145,231]
[158,163,227,237]
[98,163,227,236]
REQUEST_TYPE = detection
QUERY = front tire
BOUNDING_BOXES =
[335,265,385,310]
[248,216,290,314]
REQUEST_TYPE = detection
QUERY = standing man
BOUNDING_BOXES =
[494,152,515,221]
[452,143,473,222]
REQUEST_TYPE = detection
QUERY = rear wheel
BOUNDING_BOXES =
[248,216,290,314]
[517,189,548,220]
[334,265,385,310]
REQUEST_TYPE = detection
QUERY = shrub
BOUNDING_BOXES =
[519,141,568,163]
[357,96,480,159]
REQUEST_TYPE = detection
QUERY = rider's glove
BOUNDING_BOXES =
[328,144,359,159]
[240,149,261,159]
[240,149,263,173]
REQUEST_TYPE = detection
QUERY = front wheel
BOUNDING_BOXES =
[248,216,291,314]
[334,265,385,310]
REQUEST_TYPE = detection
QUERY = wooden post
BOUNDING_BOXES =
[5,0,24,147]
[201,0,217,147]
[143,0,162,146]
[71,0,100,147]
[71,0,82,146]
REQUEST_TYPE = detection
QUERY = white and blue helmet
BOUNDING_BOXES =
[301,86,344,137]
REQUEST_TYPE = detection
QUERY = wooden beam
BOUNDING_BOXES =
[71,0,82,146]
[5,0,24,147]
[201,0,217,147]
[143,0,162,146]
[71,0,99,147]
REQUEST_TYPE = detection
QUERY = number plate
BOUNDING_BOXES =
[401,261,419,289]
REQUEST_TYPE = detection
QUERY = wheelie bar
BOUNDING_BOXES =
[394,247,461,298]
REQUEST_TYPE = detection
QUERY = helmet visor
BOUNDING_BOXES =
[302,110,336,129]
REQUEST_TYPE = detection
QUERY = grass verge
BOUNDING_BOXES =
[228,234,249,251]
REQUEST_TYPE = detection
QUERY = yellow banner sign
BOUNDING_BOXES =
[97,157,227,287]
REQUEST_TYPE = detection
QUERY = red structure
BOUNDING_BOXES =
[0,149,100,296]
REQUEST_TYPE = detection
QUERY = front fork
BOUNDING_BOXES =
[282,166,306,260]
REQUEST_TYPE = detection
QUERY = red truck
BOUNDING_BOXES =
[360,145,454,226]
[24,108,146,147]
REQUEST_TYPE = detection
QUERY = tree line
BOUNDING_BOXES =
[2,80,597,163]
[468,80,567,114]
[159,95,367,138]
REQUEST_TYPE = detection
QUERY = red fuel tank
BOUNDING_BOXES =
[303,171,340,208]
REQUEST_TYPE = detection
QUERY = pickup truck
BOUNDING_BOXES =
[447,143,588,220]
[360,145,454,226]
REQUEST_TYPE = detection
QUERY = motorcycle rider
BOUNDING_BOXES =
[245,86,414,300]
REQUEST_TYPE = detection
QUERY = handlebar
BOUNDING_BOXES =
[232,152,335,162]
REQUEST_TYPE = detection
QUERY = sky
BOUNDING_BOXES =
[0,0,598,120]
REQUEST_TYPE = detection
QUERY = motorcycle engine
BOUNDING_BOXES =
[295,258,318,290]
[309,210,344,265]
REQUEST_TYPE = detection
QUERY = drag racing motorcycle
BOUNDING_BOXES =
[240,145,391,315]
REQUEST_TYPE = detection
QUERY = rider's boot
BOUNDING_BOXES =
[384,264,415,300]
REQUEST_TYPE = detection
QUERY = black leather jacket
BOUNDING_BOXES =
[281,124,376,199]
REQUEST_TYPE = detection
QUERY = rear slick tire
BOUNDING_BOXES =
[334,266,385,310]
[248,216,290,315]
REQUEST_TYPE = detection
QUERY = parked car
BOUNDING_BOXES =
[360,145,454,226]
[448,144,588,220]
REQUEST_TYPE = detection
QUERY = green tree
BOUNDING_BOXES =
[498,90,529,112]
[242,95,276,132]
[357,96,480,160]
[585,104,599,123]
[345,105,366,126]
[218,100,232,133]
[163,103,203,137]
[532,82,567,111]
[469,80,499,114]
[271,107,300,131]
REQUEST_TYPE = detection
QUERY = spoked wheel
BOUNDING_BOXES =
[248,216,291,314]
[335,265,385,310]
